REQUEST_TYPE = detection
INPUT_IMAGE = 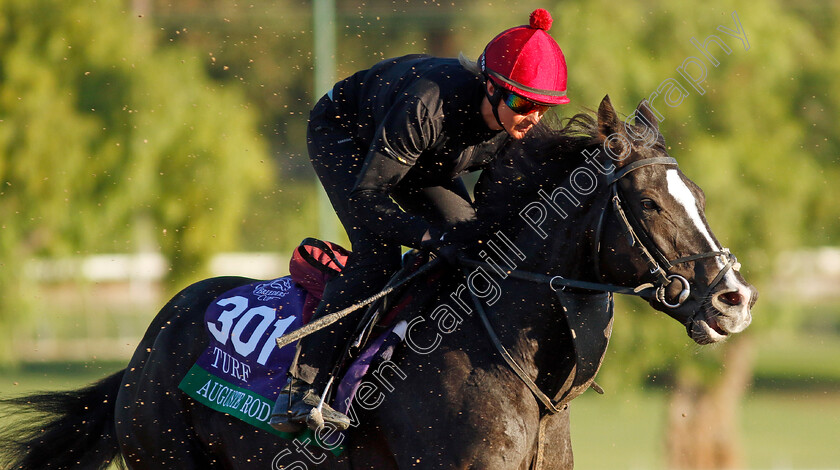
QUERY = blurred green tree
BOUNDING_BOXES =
[541,0,840,467]
[0,0,271,358]
[148,0,464,175]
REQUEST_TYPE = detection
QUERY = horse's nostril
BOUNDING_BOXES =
[718,291,743,306]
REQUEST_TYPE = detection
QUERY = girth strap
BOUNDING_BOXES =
[534,416,549,470]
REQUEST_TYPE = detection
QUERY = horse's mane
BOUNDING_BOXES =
[467,111,602,241]
[503,110,603,187]
[524,111,601,163]
[520,106,666,165]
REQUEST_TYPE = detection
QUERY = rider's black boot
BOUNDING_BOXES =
[268,377,350,433]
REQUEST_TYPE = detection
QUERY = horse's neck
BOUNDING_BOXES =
[479,182,610,395]
[513,183,609,280]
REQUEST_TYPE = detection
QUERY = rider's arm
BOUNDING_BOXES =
[348,97,442,248]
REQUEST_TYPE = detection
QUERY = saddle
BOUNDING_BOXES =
[288,238,349,325]
[289,238,431,370]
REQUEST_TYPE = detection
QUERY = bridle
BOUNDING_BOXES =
[461,156,739,317]
[455,155,741,423]
[593,156,739,311]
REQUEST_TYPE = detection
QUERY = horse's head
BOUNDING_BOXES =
[593,95,756,344]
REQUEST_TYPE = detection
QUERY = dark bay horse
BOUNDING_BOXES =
[0,96,756,469]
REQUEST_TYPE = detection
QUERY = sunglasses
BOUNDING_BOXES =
[502,90,553,115]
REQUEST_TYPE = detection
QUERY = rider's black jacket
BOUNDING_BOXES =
[323,54,510,247]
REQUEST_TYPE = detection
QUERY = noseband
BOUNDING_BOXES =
[595,157,738,310]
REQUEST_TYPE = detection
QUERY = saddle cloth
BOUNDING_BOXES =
[178,239,407,452]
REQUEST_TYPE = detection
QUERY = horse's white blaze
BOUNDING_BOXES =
[665,169,724,269]
[666,170,753,330]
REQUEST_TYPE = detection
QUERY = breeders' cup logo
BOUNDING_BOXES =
[252,277,294,302]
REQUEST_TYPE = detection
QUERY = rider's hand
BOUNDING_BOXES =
[420,229,464,265]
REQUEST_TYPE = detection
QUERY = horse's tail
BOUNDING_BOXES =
[0,369,125,470]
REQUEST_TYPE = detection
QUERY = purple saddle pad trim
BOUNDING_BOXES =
[335,321,407,415]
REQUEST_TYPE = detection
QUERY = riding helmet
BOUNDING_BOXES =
[479,8,570,105]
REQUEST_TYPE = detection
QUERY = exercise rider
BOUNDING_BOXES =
[270,8,571,433]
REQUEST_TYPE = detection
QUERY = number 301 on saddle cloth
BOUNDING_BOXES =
[178,238,403,451]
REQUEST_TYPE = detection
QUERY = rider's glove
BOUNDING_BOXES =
[420,229,464,265]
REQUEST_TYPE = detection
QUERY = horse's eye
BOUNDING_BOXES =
[641,199,659,211]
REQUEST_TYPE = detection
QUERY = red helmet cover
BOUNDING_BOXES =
[480,9,569,105]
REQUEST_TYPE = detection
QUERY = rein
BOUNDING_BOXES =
[274,259,441,349]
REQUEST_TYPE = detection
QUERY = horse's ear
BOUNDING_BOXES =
[634,99,659,132]
[597,95,619,138]
[624,99,661,149]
